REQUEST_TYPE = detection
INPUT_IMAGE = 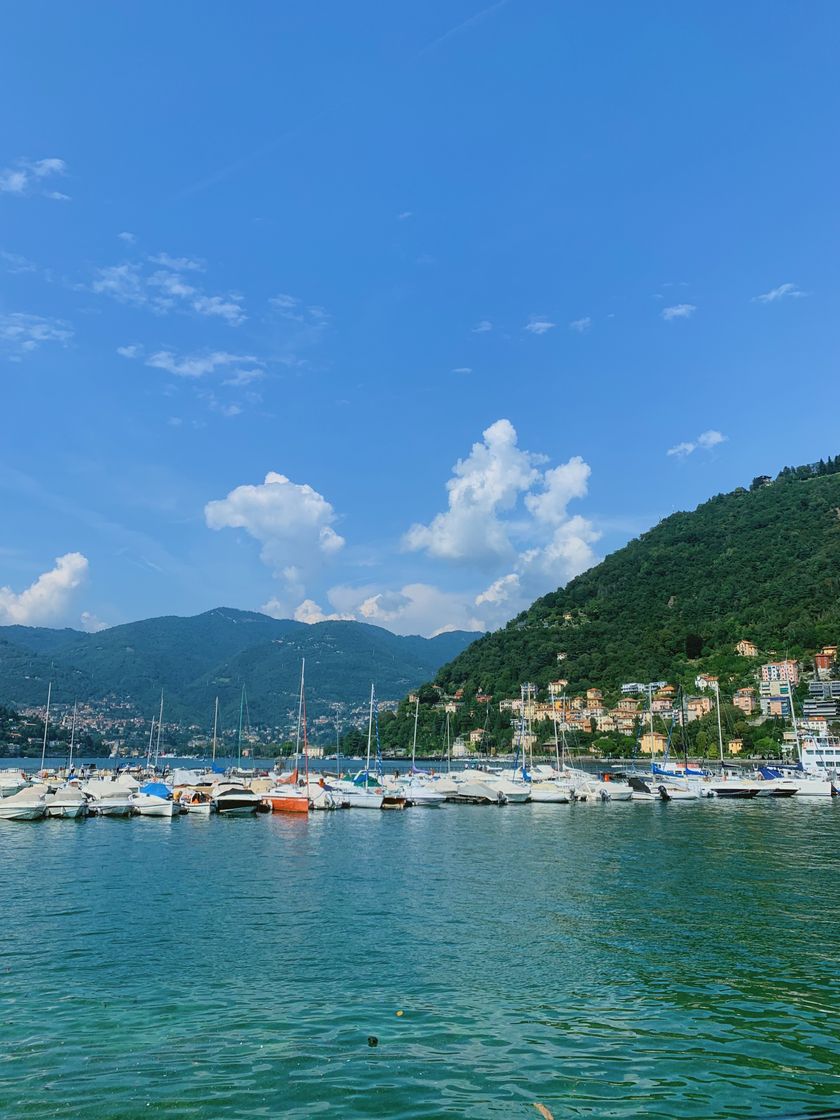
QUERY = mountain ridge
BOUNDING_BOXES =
[0,607,479,728]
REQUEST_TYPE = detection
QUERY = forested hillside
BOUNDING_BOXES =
[0,609,477,727]
[433,462,840,700]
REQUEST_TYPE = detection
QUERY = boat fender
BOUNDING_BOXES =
[367,1036,378,1047]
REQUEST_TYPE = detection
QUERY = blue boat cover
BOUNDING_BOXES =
[140,781,172,798]
[211,763,226,773]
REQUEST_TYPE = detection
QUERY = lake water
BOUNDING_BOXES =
[1,798,838,1119]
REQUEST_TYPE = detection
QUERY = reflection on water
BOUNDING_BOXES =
[0,800,838,1118]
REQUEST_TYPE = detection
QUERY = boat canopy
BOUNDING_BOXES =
[140,781,172,799]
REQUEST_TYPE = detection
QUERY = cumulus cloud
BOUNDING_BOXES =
[206,472,344,611]
[80,610,108,633]
[667,429,727,457]
[117,231,136,244]
[0,553,89,625]
[524,317,556,335]
[404,419,542,565]
[569,317,592,333]
[397,419,599,630]
[397,211,413,221]
[752,282,806,303]
[1,312,73,359]
[452,366,472,374]
[661,303,696,321]
[304,583,486,637]
[0,157,68,198]
[472,320,493,333]
[91,253,245,324]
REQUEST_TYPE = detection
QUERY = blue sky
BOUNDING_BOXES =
[1,1,838,636]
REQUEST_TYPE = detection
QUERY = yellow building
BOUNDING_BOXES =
[639,731,668,755]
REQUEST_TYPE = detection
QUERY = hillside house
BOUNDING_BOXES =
[639,731,668,755]
[733,688,755,715]
[736,639,759,657]
[761,660,799,685]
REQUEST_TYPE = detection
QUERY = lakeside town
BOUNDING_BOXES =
[3,638,838,765]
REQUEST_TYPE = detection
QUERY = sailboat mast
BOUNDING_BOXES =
[648,683,656,767]
[237,685,245,768]
[713,682,724,767]
[445,710,451,773]
[365,683,374,775]
[211,695,219,762]
[68,700,77,771]
[411,695,419,772]
[301,668,310,789]
[295,659,305,773]
[551,686,561,772]
[146,715,155,770]
[39,680,52,771]
[154,689,164,769]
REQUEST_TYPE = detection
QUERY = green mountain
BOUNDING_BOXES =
[0,608,477,730]
[433,463,840,701]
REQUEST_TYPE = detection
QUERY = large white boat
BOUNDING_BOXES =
[82,779,135,817]
[0,786,47,820]
[130,782,178,817]
[0,768,29,798]
[44,785,89,818]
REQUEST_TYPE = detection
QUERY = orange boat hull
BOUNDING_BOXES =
[266,795,309,813]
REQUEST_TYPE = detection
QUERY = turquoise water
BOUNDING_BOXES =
[1,800,839,1119]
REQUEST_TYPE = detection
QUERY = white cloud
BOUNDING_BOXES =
[312,583,486,637]
[397,211,413,221]
[1,251,37,274]
[0,553,89,625]
[0,157,68,198]
[661,303,696,321]
[569,317,592,332]
[1,312,73,359]
[142,349,261,379]
[117,231,136,244]
[92,263,147,306]
[452,366,472,374]
[524,317,556,335]
[148,252,205,271]
[753,282,806,304]
[667,429,727,457]
[206,472,345,610]
[399,419,599,630]
[472,320,493,333]
[270,293,300,310]
[91,258,246,324]
[45,191,70,202]
[404,418,542,564]
[80,610,108,633]
[269,293,329,327]
[116,344,142,359]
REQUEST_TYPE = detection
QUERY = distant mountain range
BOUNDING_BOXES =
[0,609,478,729]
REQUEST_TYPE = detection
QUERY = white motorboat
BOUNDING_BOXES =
[329,779,385,809]
[82,779,135,817]
[44,785,88,818]
[176,787,213,814]
[447,780,506,805]
[0,768,29,798]
[130,794,177,817]
[0,786,47,820]
[528,780,571,803]
[211,782,263,815]
[402,779,447,806]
